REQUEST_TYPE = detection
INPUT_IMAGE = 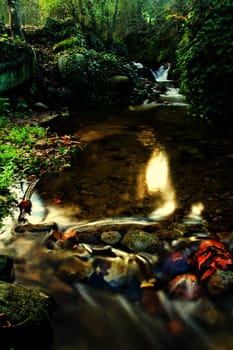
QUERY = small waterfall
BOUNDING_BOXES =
[151,63,171,82]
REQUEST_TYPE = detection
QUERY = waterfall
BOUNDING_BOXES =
[151,63,171,82]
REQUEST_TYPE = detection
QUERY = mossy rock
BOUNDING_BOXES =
[122,229,160,253]
[53,37,82,53]
[0,40,37,93]
[111,75,129,85]
[0,281,55,328]
[58,53,86,76]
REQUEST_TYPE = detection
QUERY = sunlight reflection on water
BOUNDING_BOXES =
[145,149,176,219]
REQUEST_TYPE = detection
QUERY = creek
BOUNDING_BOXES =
[1,102,233,350]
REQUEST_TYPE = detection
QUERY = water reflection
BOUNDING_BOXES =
[145,149,176,219]
[188,202,204,219]
[146,150,169,192]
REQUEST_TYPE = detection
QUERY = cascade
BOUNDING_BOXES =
[151,63,171,82]
[149,63,187,106]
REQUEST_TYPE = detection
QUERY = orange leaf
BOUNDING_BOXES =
[62,230,76,240]
[53,197,62,204]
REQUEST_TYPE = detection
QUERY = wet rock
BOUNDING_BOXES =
[0,255,14,282]
[101,231,122,245]
[0,281,54,328]
[121,229,160,253]
[169,274,203,301]
[99,256,137,289]
[206,269,233,296]
[56,256,93,283]
[33,102,49,111]
[111,75,130,93]
[75,231,101,244]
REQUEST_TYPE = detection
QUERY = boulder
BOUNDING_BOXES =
[0,41,37,94]
[0,281,55,328]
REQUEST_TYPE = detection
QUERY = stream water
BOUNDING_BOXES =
[1,104,233,349]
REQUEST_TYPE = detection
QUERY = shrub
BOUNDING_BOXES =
[177,1,233,122]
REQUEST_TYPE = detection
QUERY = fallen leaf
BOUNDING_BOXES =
[54,197,62,204]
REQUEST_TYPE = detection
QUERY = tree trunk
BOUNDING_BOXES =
[107,0,119,46]
[7,0,25,40]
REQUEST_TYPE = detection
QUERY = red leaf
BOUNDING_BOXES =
[201,267,216,280]
[214,256,233,270]
[54,197,62,204]
[197,251,212,269]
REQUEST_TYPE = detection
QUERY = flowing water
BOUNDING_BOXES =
[1,104,233,349]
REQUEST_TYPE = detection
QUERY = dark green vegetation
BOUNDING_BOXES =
[1,1,232,120]
[177,0,233,121]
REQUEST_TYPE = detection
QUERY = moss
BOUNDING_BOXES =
[0,281,54,327]
[53,37,81,53]
[122,229,160,253]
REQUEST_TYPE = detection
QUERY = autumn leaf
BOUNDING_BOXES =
[53,197,62,204]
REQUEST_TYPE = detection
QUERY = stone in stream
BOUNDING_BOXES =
[56,255,94,283]
[101,230,122,245]
[121,229,160,253]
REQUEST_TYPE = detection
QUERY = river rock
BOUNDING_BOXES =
[121,229,160,253]
[101,230,122,245]
[56,256,93,282]
[206,269,233,296]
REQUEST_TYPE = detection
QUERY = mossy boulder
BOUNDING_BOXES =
[0,40,37,94]
[0,281,55,328]
[58,53,87,88]
[53,37,83,53]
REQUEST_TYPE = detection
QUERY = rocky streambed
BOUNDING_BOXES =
[0,105,233,350]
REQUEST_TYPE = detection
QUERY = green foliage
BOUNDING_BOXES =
[53,37,84,53]
[117,0,187,66]
[1,0,188,72]
[86,32,106,53]
[0,116,6,127]
[32,17,86,46]
[110,41,128,58]
[0,119,83,219]
[0,125,46,189]
[0,98,10,114]
[58,48,138,106]
[177,1,233,122]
